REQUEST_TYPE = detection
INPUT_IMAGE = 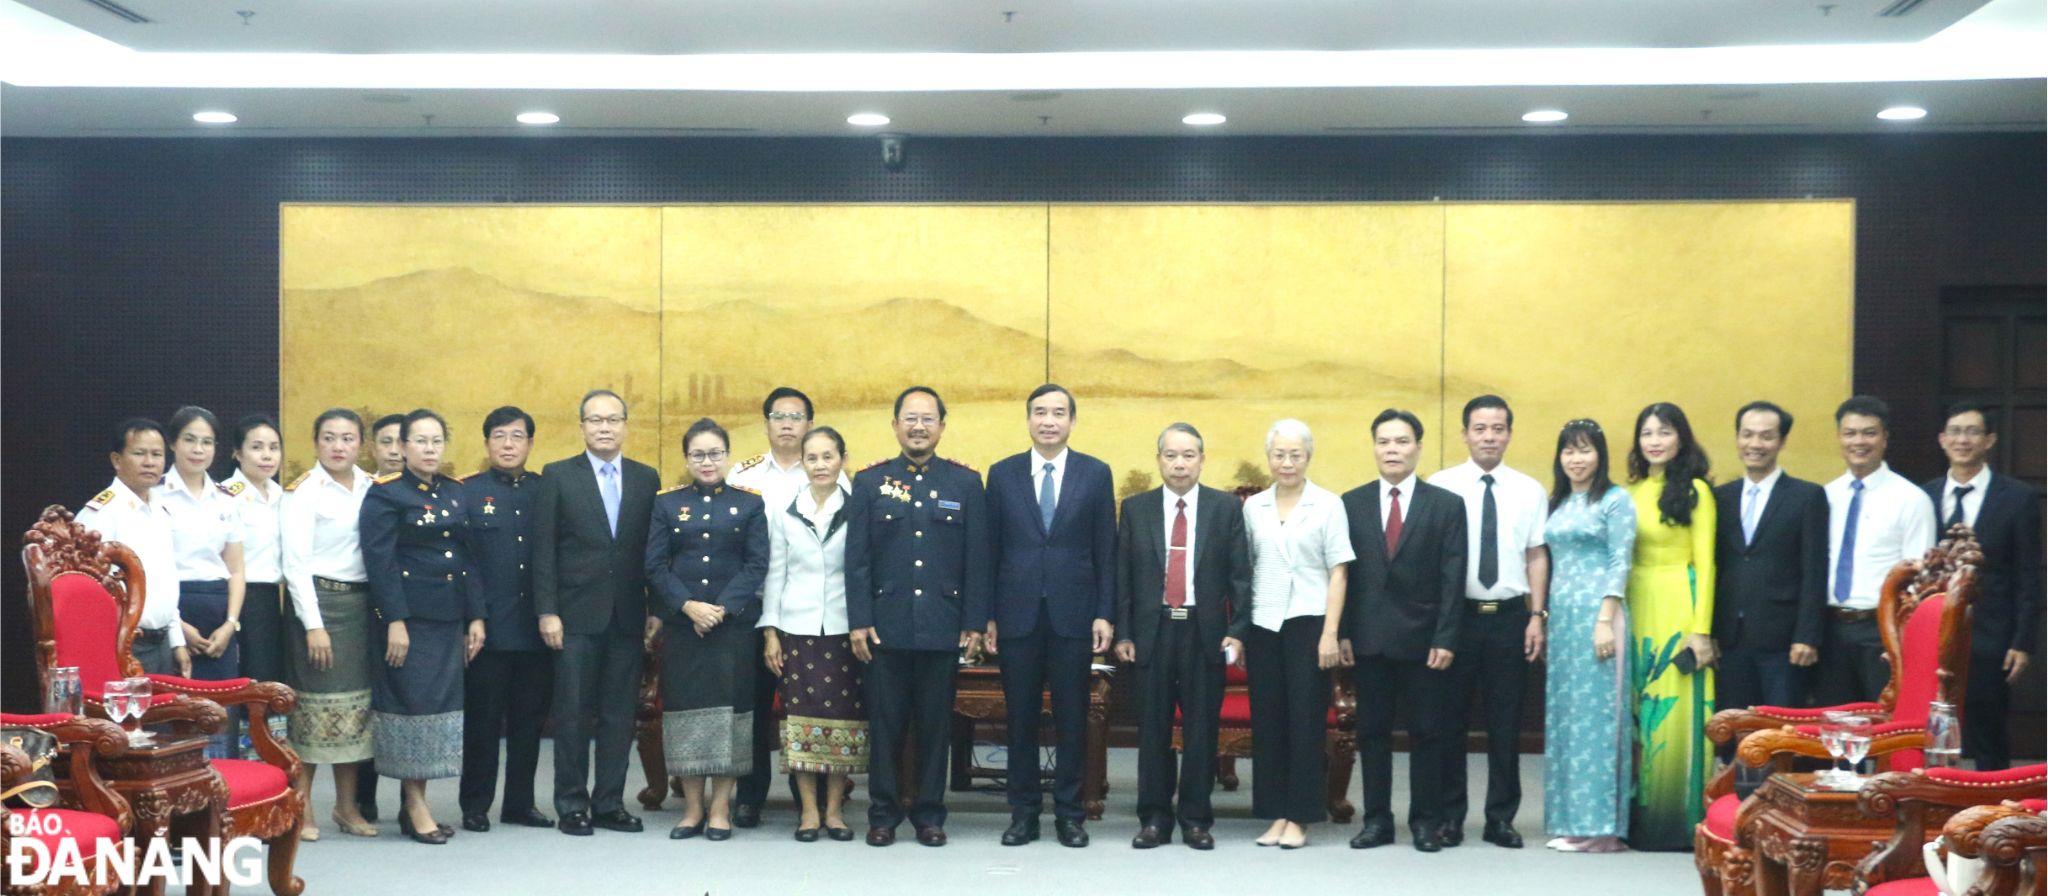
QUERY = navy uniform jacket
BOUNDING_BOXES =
[846,454,993,652]
[461,468,543,651]
[359,469,485,624]
[985,449,1117,640]
[645,481,769,627]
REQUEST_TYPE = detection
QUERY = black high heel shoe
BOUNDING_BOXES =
[398,812,450,845]
[824,823,855,842]
[669,819,706,840]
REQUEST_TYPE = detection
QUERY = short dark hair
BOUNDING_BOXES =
[167,405,221,444]
[1157,422,1204,453]
[1461,394,1512,429]
[481,405,535,439]
[1835,395,1891,430]
[1942,400,1999,434]
[312,407,363,440]
[803,425,847,458]
[762,387,814,420]
[579,388,627,420]
[1734,400,1794,438]
[1372,408,1424,442]
[372,413,405,435]
[400,408,448,442]
[683,417,730,451]
[1026,383,1077,417]
[111,417,166,454]
[894,386,947,421]
[232,414,281,450]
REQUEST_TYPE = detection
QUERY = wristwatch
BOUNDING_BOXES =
[229,618,242,632]
[1532,609,1550,620]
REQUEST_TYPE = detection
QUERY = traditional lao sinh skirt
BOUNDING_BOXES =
[286,581,374,764]
[660,621,754,777]
[369,616,464,780]
[776,633,868,774]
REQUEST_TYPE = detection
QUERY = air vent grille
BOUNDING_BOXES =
[1877,0,1931,17]
[76,0,150,23]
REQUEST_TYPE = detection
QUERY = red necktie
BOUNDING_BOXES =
[1165,498,1188,608]
[1385,486,1404,556]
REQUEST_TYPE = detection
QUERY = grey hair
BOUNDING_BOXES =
[1156,422,1205,453]
[1265,418,1314,456]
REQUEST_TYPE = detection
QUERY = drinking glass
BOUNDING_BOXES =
[124,676,154,745]
[104,680,139,745]
[1818,711,1851,785]
[1840,732,1873,786]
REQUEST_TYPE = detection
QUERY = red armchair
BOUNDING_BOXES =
[22,505,305,896]
[1,714,132,896]
[1855,764,2048,893]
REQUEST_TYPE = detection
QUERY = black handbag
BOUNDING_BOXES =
[1,726,61,809]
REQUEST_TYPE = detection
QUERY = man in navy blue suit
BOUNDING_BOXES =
[985,383,1117,848]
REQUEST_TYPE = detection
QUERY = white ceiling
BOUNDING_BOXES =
[1,0,2041,137]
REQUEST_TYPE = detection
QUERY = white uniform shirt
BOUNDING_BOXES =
[729,451,851,512]
[1243,481,1355,632]
[1428,460,1549,601]
[75,478,186,647]
[280,463,373,630]
[222,470,283,584]
[760,486,850,636]
[1826,463,1938,610]
[1162,485,1200,607]
[153,475,243,582]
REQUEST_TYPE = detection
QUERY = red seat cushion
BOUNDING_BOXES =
[1704,793,1741,840]
[1925,764,2048,788]
[1225,664,1249,686]
[1865,878,1940,896]
[1204,692,1338,728]
[2020,798,2047,812]
[1751,702,1886,721]
[18,808,122,860]
[1890,594,1946,728]
[49,572,129,692]
[214,758,290,809]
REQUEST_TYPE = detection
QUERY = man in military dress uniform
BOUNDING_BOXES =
[846,386,991,847]
[456,406,555,833]
[77,417,193,676]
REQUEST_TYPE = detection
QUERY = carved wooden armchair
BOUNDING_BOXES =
[22,505,305,896]
[1,715,131,896]
[1855,764,2048,895]
[1695,528,1981,896]
[1968,809,2047,896]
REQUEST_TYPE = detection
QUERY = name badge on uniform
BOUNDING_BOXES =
[937,500,961,511]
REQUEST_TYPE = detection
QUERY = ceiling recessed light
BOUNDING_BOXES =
[1876,105,1927,121]
[516,111,560,125]
[1521,109,1569,123]
[847,113,892,127]
[1182,112,1226,126]
[192,111,237,124]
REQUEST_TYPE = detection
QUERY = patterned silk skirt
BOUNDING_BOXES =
[660,620,754,777]
[774,633,868,775]
[369,615,464,781]
[285,582,374,764]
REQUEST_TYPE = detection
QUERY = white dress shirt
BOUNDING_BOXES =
[1031,447,1070,512]
[1740,467,1785,545]
[1429,460,1549,601]
[280,463,373,630]
[760,486,850,636]
[75,478,185,647]
[1379,474,1416,531]
[1162,485,1200,607]
[223,469,283,584]
[1243,481,1355,632]
[154,475,243,582]
[1938,467,1991,529]
[1826,463,1939,610]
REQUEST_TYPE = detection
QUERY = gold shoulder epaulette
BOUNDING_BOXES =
[657,483,688,495]
[373,471,404,485]
[284,470,313,492]
[221,481,244,496]
[732,453,766,473]
[941,457,979,473]
[858,458,892,473]
[87,488,116,508]
[730,483,761,496]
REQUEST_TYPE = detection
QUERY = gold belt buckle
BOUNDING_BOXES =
[1476,601,1499,615]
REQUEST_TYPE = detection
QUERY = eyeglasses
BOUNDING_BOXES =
[766,412,809,423]
[408,437,446,448]
[898,415,940,427]
[582,415,627,427]
[1268,451,1307,463]
[687,450,729,464]
[1942,426,1988,438]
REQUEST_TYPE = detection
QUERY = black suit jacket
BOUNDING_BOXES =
[1340,479,1467,662]
[1922,472,2046,658]
[1114,485,1252,666]
[986,450,1118,640]
[532,452,660,635]
[1712,474,1829,651]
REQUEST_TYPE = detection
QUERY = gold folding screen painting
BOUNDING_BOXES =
[281,202,1851,493]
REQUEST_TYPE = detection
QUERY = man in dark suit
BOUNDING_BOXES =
[1114,422,1251,851]
[983,384,1117,848]
[533,388,660,836]
[1713,400,1829,714]
[1923,401,2044,771]
[846,386,992,847]
[1339,408,1467,853]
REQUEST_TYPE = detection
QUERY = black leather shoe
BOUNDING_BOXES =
[461,812,491,833]
[1482,821,1524,849]
[1131,825,1166,849]
[1440,823,1465,847]
[1182,827,1214,850]
[557,812,593,837]
[1411,825,1443,853]
[866,826,896,847]
[825,824,855,842]
[915,825,947,847]
[501,807,554,828]
[398,813,449,845]
[1055,819,1089,848]
[1349,821,1394,849]
[732,803,762,829]
[794,827,820,843]
[1001,816,1040,846]
[669,819,705,840]
[591,810,643,833]
[704,826,732,842]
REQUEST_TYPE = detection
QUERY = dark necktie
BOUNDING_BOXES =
[1165,498,1188,608]
[1039,462,1057,530]
[1948,484,1974,529]
[1385,486,1404,556]
[1478,473,1499,589]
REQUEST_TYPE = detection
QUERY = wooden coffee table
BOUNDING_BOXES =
[948,664,1114,820]
[59,732,228,896]
[1737,771,1957,896]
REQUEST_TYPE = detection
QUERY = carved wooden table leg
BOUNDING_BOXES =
[635,633,669,810]
[1084,676,1109,821]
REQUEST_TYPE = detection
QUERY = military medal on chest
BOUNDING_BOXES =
[677,505,693,522]
[482,497,495,515]
[419,504,437,526]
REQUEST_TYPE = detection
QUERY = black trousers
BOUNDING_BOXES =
[1134,611,1224,830]
[1717,642,1803,712]
[239,583,289,685]
[865,648,957,830]
[1355,653,1451,831]
[1244,616,1328,823]
[735,627,780,807]
[997,604,1092,821]
[460,648,555,816]
[1816,616,1889,706]
[1443,600,1528,829]
[552,623,645,816]
[1964,651,2014,770]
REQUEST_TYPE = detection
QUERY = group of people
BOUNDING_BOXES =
[71,383,2040,855]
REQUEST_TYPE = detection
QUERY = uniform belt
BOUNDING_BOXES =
[313,576,368,592]
[1830,607,1877,623]
[1467,594,1529,615]
[133,627,169,643]
[1161,606,1191,620]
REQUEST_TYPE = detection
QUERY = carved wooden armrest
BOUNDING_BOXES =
[1855,769,2048,890]
[1736,723,1925,769]
[1942,803,2035,859]
[147,676,303,775]
[4,714,135,834]
[1706,703,1888,745]
[1972,812,2046,896]
[95,692,231,737]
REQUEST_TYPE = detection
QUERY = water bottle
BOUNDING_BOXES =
[1925,701,1962,769]
[45,665,82,717]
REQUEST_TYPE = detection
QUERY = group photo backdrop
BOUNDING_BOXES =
[281,201,1853,492]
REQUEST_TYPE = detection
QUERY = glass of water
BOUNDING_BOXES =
[124,676,154,745]
[1818,710,1853,785]
[1839,730,1874,787]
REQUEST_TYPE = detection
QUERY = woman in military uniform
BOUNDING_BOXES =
[226,414,287,689]
[157,405,248,758]
[359,408,486,845]
[647,418,768,841]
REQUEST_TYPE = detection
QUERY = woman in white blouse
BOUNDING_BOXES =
[225,414,287,689]
[157,406,249,760]
[1241,418,1354,849]
[758,427,866,842]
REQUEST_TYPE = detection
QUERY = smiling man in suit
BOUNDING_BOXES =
[1340,408,1467,853]
[1923,401,2045,770]
[984,384,1117,848]
[1114,422,1251,851]
[533,388,661,836]
[1713,400,1829,714]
